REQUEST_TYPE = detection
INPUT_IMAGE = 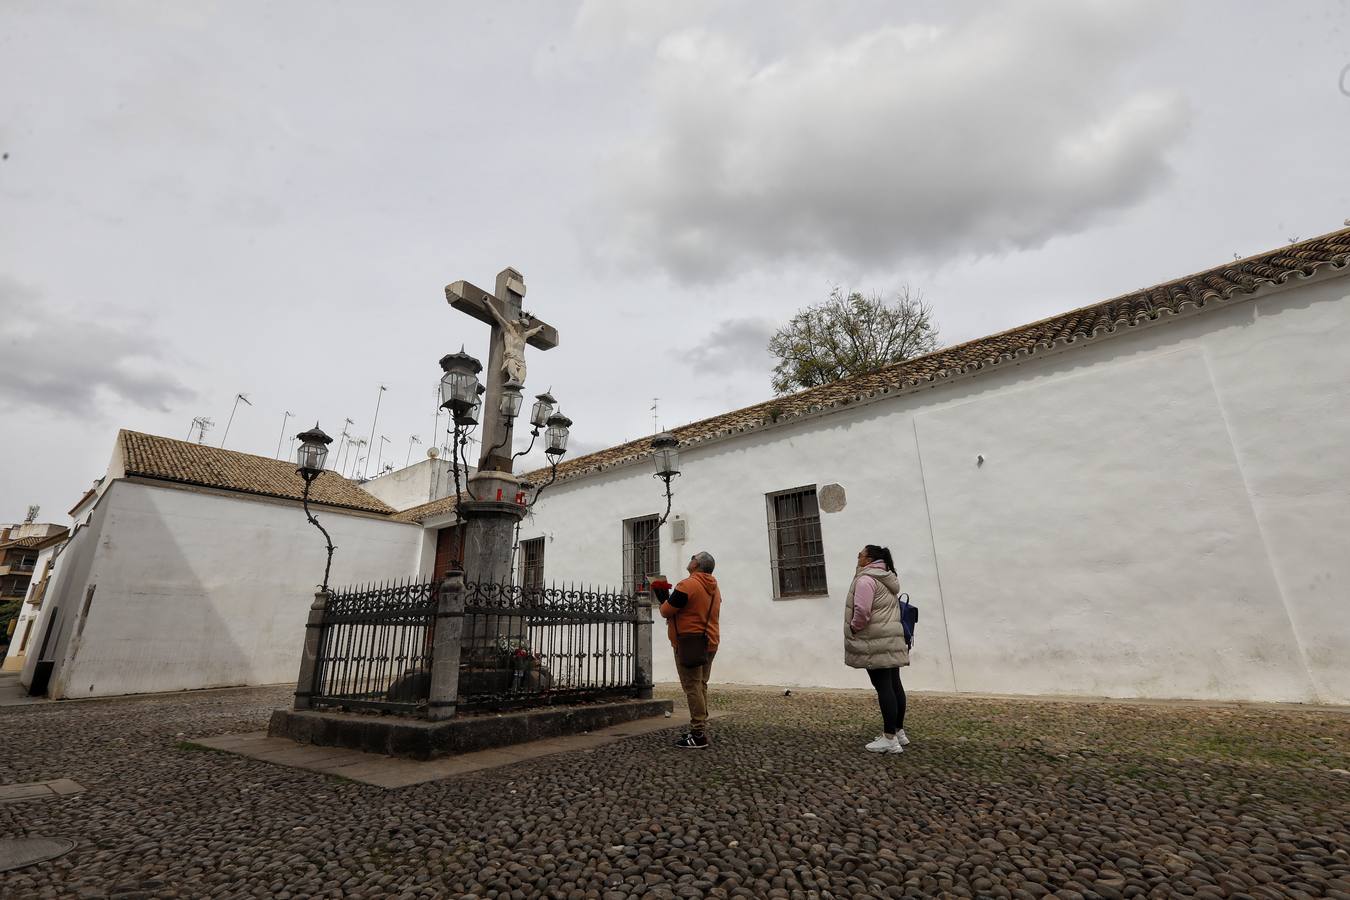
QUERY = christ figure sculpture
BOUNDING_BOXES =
[486,296,546,384]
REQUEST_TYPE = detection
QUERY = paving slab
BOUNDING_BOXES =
[192,710,719,788]
[0,672,48,707]
[0,779,86,804]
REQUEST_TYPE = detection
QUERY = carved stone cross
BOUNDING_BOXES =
[446,268,559,473]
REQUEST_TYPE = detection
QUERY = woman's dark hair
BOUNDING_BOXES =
[863,544,896,573]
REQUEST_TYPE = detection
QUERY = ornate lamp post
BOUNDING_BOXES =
[439,349,484,499]
[295,424,336,592]
[651,432,681,525]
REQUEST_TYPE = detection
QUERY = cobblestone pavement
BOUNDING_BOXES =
[2,684,1347,899]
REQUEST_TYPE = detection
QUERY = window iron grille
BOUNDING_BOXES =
[622,515,660,594]
[767,486,828,598]
[520,537,545,592]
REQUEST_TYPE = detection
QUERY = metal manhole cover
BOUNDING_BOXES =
[0,837,76,873]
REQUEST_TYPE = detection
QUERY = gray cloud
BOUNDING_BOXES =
[595,1,1189,282]
[685,316,777,375]
[0,276,193,416]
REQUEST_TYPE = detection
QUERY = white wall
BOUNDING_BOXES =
[360,456,468,511]
[40,480,425,699]
[522,273,1350,704]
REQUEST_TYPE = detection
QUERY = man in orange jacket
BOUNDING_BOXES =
[652,551,722,749]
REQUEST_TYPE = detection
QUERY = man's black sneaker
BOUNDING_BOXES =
[674,732,710,749]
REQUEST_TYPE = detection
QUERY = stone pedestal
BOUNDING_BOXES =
[292,590,330,711]
[634,593,654,700]
[458,472,530,669]
[460,471,527,583]
[427,574,466,721]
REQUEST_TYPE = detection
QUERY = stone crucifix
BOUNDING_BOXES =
[445,268,559,474]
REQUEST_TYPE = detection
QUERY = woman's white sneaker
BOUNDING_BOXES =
[895,728,911,747]
[865,735,903,753]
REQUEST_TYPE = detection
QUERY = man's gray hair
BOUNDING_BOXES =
[692,551,716,573]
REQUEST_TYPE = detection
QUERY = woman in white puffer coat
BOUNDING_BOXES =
[843,544,911,754]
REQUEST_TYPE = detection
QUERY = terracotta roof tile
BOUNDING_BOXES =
[527,227,1350,487]
[391,493,461,524]
[0,533,64,551]
[118,431,395,516]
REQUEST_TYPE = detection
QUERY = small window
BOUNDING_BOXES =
[622,515,661,594]
[767,485,828,598]
[519,536,545,591]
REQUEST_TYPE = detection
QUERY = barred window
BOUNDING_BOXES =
[767,486,828,598]
[622,515,661,594]
[520,536,545,591]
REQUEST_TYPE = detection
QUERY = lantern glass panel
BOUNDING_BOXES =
[461,393,482,426]
[546,422,569,454]
[297,441,328,473]
[452,371,479,406]
[655,444,680,478]
[530,397,553,429]
[500,386,524,418]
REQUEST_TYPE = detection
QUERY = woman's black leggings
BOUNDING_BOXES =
[867,667,907,734]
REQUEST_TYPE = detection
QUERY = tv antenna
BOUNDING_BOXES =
[651,397,660,433]
[274,410,294,460]
[335,418,356,473]
[405,435,422,468]
[376,434,391,473]
[189,416,214,444]
[220,392,253,447]
[347,438,368,479]
[362,385,387,479]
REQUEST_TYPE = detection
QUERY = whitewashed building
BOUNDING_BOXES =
[426,228,1348,706]
[20,432,426,699]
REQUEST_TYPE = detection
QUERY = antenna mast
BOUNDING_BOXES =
[275,410,294,460]
[220,392,253,448]
[362,385,387,479]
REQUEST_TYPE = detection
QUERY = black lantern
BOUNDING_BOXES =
[500,380,525,419]
[294,423,336,592]
[295,424,333,482]
[544,410,572,456]
[439,348,483,416]
[652,432,680,480]
[529,390,556,430]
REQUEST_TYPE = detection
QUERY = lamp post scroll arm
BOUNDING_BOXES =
[301,480,337,593]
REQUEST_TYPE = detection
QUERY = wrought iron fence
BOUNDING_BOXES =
[309,577,438,715]
[459,580,643,711]
[304,576,646,716]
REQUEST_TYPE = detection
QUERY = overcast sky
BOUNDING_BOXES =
[2,0,1348,523]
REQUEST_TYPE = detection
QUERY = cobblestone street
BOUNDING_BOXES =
[1,684,1347,899]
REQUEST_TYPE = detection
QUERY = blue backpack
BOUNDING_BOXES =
[898,593,918,649]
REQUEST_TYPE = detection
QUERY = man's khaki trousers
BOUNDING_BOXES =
[674,651,715,734]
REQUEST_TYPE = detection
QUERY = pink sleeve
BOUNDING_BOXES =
[851,577,876,632]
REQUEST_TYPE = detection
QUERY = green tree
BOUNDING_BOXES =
[768,287,940,394]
